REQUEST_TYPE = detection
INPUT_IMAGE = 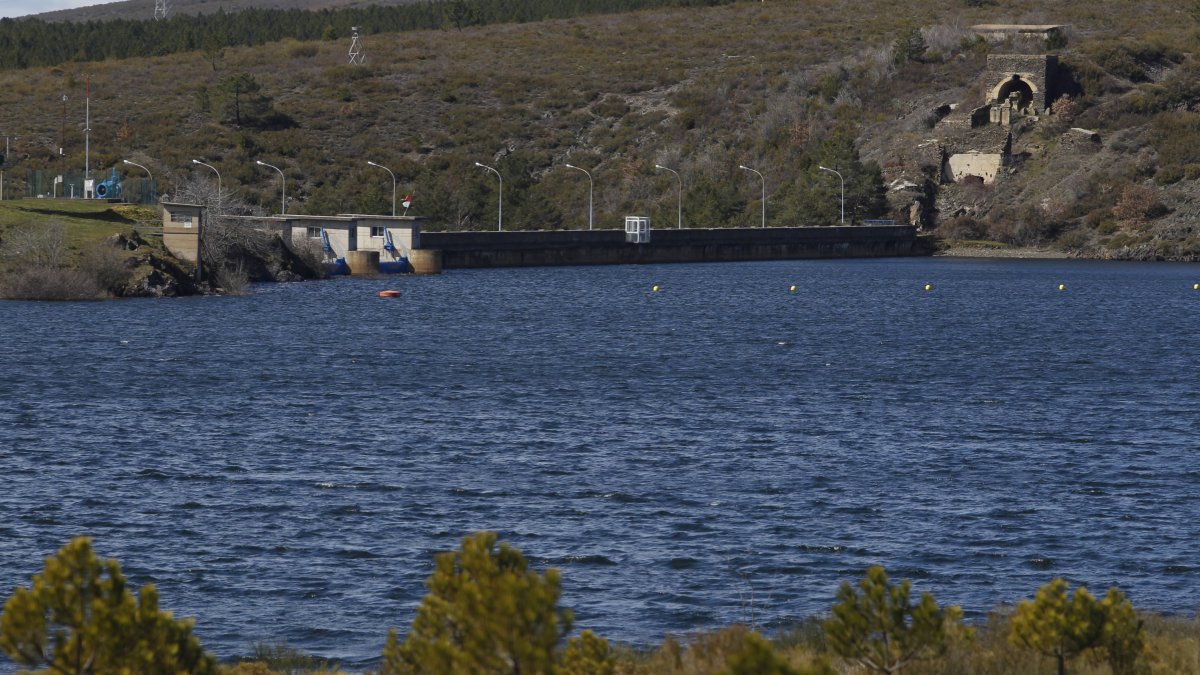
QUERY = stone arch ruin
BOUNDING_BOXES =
[992,75,1036,112]
[983,54,1057,115]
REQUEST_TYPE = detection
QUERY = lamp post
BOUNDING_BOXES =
[256,160,286,215]
[123,159,153,202]
[191,158,221,209]
[818,165,844,225]
[475,162,502,231]
[367,160,396,216]
[654,164,682,229]
[563,163,593,231]
[190,158,221,283]
[738,164,766,228]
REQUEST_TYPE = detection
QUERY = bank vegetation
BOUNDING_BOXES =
[4,533,1200,674]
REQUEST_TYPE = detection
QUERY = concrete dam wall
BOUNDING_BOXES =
[418,225,922,269]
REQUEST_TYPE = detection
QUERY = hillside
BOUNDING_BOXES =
[1,0,1198,259]
[33,0,427,23]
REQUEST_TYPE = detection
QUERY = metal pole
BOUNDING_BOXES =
[256,160,286,214]
[563,163,593,230]
[739,165,766,228]
[475,162,502,231]
[85,78,90,182]
[192,159,221,210]
[819,166,844,225]
[367,160,396,216]
[655,164,682,229]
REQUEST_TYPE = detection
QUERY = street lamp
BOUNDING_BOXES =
[123,159,154,202]
[738,164,766,228]
[475,162,502,231]
[256,160,286,215]
[563,163,593,231]
[191,158,221,209]
[654,164,682,229]
[366,160,396,216]
[818,165,844,225]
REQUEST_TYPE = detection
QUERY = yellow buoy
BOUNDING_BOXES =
[1194,283,1199,290]
[789,285,797,292]
[924,283,932,292]
[652,285,660,292]
[1058,284,1066,291]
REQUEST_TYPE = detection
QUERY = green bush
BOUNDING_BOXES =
[380,532,573,674]
[0,537,216,674]
[825,566,967,674]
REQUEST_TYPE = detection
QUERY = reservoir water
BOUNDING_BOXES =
[2,257,1199,668]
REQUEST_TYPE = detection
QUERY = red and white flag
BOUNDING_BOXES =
[401,195,413,209]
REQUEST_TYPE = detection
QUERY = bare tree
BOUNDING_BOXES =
[172,175,274,287]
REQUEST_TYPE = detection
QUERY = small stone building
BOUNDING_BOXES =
[983,54,1058,120]
[160,202,203,265]
[282,214,420,261]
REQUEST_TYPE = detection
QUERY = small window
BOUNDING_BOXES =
[170,212,193,226]
[307,227,322,239]
[370,226,385,238]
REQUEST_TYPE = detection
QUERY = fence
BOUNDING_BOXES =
[22,170,158,205]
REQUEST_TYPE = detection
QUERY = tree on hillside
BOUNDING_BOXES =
[443,0,481,31]
[825,566,966,675]
[216,72,273,128]
[0,537,216,674]
[787,129,886,226]
[893,27,928,64]
[380,531,573,674]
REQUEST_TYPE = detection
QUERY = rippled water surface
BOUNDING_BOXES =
[3,257,1200,668]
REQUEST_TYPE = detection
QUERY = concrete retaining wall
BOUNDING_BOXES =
[418,226,920,269]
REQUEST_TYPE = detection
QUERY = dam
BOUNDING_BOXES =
[158,203,925,276]
[419,223,922,271]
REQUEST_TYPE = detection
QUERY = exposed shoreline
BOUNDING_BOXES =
[935,244,1071,259]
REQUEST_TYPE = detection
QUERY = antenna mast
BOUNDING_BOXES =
[154,0,169,20]
[348,26,366,65]
[85,78,90,179]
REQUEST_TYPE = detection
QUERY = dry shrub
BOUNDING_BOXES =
[77,242,134,295]
[215,262,250,296]
[937,214,986,240]
[1,223,69,268]
[986,205,1062,246]
[1112,184,1165,230]
[0,265,105,301]
[628,625,828,674]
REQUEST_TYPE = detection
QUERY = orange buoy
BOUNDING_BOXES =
[377,290,401,298]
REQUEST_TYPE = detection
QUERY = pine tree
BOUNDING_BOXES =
[0,537,216,674]
[380,531,573,674]
[824,566,965,675]
[1009,578,1106,675]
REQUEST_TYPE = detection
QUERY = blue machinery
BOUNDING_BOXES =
[318,227,410,276]
[320,228,349,276]
[379,229,409,274]
[93,168,122,199]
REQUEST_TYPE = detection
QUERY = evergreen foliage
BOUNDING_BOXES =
[0,0,740,72]
[558,630,616,675]
[1009,578,1106,675]
[0,536,216,674]
[1099,587,1144,675]
[380,531,573,674]
[1010,579,1145,675]
[721,631,833,675]
[824,565,965,675]
[217,72,273,127]
[892,27,928,64]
